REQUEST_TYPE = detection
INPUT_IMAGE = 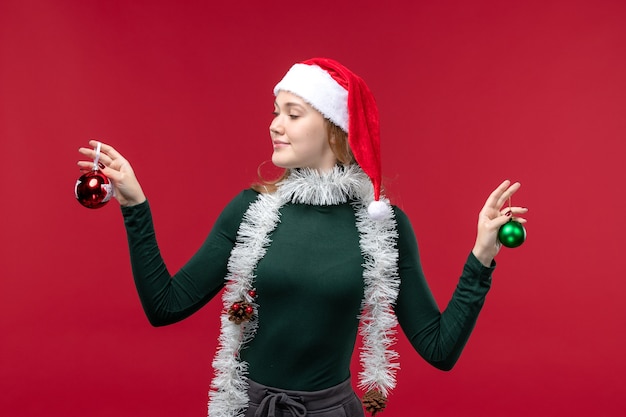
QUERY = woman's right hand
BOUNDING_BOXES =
[78,140,146,207]
[471,180,527,266]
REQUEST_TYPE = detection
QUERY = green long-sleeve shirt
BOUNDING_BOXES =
[122,189,494,391]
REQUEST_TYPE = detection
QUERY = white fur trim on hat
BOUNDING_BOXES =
[273,63,349,132]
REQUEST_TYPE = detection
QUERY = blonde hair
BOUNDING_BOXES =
[251,120,354,194]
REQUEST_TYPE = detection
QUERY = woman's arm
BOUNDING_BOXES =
[79,140,258,326]
[121,190,257,326]
[393,207,494,371]
[394,180,527,370]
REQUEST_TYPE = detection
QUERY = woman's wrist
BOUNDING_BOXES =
[471,245,494,267]
[119,193,147,207]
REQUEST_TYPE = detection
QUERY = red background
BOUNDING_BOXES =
[1,0,625,416]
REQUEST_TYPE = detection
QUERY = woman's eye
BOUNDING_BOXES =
[289,114,300,120]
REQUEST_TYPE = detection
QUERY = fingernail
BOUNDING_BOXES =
[505,211,512,217]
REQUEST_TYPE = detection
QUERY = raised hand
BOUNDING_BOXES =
[472,180,528,266]
[78,140,146,207]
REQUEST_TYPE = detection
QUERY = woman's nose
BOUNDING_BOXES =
[269,117,284,136]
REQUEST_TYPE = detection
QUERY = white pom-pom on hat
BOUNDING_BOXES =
[367,200,392,220]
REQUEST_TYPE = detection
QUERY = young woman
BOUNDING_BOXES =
[78,58,527,417]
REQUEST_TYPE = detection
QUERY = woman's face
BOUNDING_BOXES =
[270,91,337,171]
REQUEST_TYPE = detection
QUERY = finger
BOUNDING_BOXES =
[79,145,121,170]
[93,152,115,168]
[78,146,108,165]
[500,206,528,216]
[77,157,109,172]
[484,180,511,210]
[78,146,97,159]
[496,182,521,209]
[491,213,514,229]
[99,164,124,183]
[88,140,124,161]
[491,207,528,227]
[77,160,105,171]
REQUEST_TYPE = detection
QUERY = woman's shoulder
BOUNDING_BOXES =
[214,189,260,225]
[391,204,418,238]
[227,188,261,211]
[240,188,261,202]
[391,204,410,223]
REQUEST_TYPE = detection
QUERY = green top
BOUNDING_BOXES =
[122,189,494,391]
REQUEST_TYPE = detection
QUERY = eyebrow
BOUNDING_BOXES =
[274,101,307,110]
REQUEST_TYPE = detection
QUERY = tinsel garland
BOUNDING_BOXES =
[208,165,400,416]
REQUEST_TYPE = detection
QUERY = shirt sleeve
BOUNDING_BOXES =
[393,206,495,370]
[121,190,258,326]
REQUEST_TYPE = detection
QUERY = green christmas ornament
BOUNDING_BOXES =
[498,220,526,248]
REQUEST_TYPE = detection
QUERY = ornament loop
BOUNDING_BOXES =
[93,141,102,171]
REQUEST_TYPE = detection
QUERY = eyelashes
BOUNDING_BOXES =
[271,111,300,120]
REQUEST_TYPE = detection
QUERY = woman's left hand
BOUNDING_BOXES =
[472,180,528,266]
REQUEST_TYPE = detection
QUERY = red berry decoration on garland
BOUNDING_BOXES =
[227,289,258,324]
[228,301,254,325]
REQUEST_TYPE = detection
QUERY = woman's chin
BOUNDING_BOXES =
[271,155,294,170]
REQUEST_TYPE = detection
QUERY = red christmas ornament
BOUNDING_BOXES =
[231,303,241,312]
[76,141,114,209]
[244,306,254,315]
[75,170,113,209]
[248,290,257,298]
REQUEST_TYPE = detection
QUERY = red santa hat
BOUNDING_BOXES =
[273,57,390,219]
